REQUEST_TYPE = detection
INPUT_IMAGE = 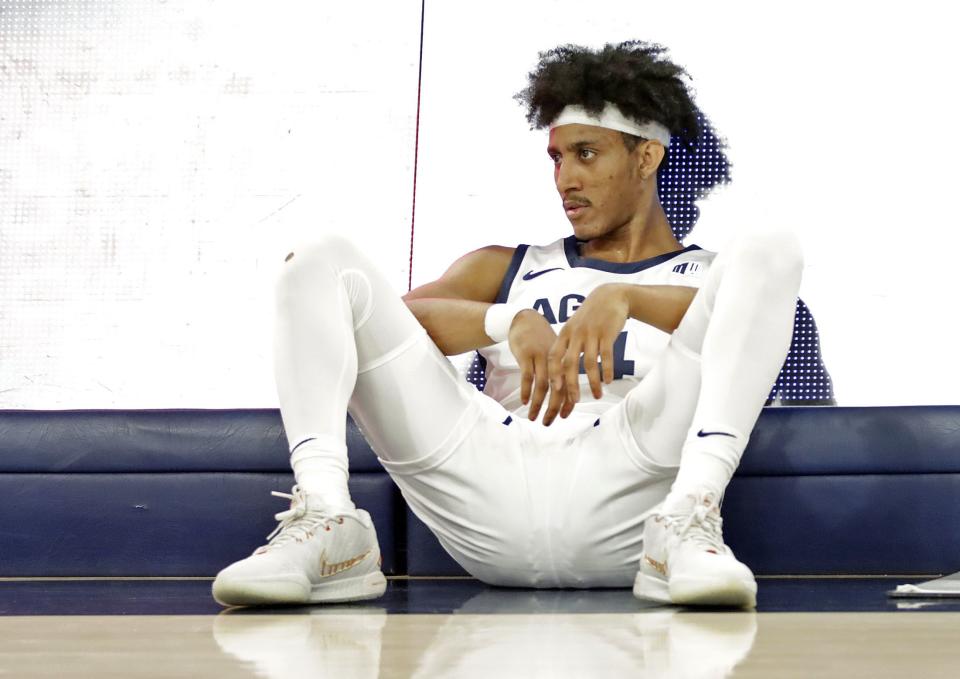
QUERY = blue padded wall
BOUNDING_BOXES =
[0,409,382,473]
[0,473,399,577]
[4,406,960,577]
[723,474,960,575]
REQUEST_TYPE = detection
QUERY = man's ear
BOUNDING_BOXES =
[636,140,666,180]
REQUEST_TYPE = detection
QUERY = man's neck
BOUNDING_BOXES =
[579,204,683,263]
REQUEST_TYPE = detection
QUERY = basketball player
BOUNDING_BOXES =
[212,41,803,608]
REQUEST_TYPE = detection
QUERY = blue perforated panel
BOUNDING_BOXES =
[657,113,730,243]
[465,112,835,406]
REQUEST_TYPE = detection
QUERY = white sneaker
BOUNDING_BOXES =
[633,492,757,608]
[212,486,387,607]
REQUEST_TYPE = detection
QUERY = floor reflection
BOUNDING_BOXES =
[213,591,757,679]
[215,607,388,678]
[2,577,954,616]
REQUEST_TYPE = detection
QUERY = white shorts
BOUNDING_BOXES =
[354,330,702,588]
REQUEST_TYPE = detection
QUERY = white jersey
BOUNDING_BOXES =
[478,235,716,427]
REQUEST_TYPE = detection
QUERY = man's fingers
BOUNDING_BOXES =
[543,336,569,424]
[600,337,615,384]
[561,347,580,405]
[557,330,583,405]
[528,355,550,420]
[543,389,567,427]
[582,336,602,399]
[547,335,567,378]
[520,358,534,405]
[543,373,566,427]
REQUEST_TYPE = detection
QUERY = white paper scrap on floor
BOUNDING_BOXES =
[890,571,960,598]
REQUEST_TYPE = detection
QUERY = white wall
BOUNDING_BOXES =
[413,0,960,405]
[0,0,421,407]
[2,0,957,408]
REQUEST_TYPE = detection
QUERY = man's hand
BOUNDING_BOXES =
[507,309,569,424]
[544,283,630,424]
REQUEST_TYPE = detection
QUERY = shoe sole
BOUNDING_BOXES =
[633,569,672,604]
[213,570,387,607]
[670,574,757,608]
[634,570,756,608]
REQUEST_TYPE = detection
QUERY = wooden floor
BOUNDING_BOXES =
[3,611,960,678]
[2,579,960,677]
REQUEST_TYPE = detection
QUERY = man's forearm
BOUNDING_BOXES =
[405,285,699,355]
[619,284,699,334]
[403,297,495,356]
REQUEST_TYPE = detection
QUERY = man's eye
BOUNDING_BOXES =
[579,149,595,160]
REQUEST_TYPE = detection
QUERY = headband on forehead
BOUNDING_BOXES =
[549,103,671,147]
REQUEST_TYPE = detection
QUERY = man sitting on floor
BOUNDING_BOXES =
[213,40,804,608]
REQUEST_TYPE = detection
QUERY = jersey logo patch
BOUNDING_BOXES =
[522,267,563,280]
[673,262,702,275]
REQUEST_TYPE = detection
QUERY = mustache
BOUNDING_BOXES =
[564,197,591,207]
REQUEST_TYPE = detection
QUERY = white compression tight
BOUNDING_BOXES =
[273,234,478,512]
[620,226,804,509]
[273,228,803,516]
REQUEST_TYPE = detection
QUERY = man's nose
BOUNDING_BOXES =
[555,160,581,194]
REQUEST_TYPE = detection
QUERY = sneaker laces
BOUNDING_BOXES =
[667,495,726,554]
[263,486,336,548]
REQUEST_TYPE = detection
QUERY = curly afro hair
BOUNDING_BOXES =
[515,41,732,240]
[515,41,700,144]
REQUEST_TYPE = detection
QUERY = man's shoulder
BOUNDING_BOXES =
[477,237,569,266]
[458,244,517,267]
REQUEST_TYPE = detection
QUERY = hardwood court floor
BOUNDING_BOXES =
[1,578,959,678]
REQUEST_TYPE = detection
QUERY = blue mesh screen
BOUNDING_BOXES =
[464,112,835,406]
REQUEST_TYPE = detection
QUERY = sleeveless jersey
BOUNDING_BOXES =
[478,235,716,426]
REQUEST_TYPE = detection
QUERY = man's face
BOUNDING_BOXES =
[547,124,644,241]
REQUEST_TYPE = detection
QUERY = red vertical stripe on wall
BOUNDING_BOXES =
[408,0,425,292]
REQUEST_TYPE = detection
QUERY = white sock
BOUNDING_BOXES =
[289,434,356,515]
[663,426,746,512]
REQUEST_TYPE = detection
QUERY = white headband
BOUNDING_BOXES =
[549,103,671,147]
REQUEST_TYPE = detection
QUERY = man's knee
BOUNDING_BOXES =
[275,233,362,299]
[280,233,360,272]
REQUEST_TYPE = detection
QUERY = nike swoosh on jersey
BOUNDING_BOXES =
[697,430,737,438]
[522,267,563,280]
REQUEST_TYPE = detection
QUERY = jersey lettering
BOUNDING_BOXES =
[558,294,585,322]
[533,298,558,324]
[533,294,586,324]
[673,262,702,275]
[577,331,635,378]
